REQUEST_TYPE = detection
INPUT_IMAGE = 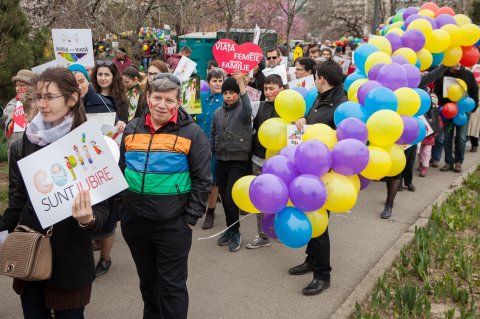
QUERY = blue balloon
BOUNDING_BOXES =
[304,88,318,114]
[274,207,312,248]
[353,44,379,74]
[453,112,468,126]
[410,117,427,144]
[291,86,308,98]
[363,87,398,115]
[458,97,475,113]
[334,101,368,126]
[431,52,444,67]
[344,71,367,93]
[415,60,421,69]
[413,88,431,116]
[475,38,480,47]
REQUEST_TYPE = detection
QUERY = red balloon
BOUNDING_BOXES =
[442,102,458,119]
[421,2,439,12]
[435,6,455,17]
[460,46,480,67]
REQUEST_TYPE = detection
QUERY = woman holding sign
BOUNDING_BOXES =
[0,67,109,319]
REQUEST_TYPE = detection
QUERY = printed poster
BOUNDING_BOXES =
[212,39,263,74]
[181,76,202,114]
[262,65,288,85]
[86,113,116,126]
[52,29,95,67]
[101,124,123,147]
[288,75,315,91]
[173,56,197,83]
[31,60,58,74]
[442,76,466,98]
[288,67,297,81]
[333,56,352,75]
[286,124,310,146]
[17,120,128,228]
[13,99,28,133]
[472,64,480,84]
[246,86,262,103]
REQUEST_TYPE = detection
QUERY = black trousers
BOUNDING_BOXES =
[216,160,250,233]
[121,214,192,319]
[20,281,84,319]
[402,145,417,186]
[305,212,331,280]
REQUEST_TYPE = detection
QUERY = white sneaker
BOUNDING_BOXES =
[246,236,271,249]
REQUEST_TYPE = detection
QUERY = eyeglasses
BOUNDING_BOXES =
[34,94,64,103]
[96,60,113,66]
[153,73,181,86]
[147,72,159,78]
[266,56,278,60]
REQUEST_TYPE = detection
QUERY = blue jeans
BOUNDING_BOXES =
[431,129,444,162]
[443,120,468,164]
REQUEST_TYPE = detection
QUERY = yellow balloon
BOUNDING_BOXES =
[258,118,289,150]
[393,47,417,65]
[387,28,405,36]
[447,84,465,102]
[287,199,294,207]
[306,208,329,238]
[394,88,421,116]
[347,78,368,101]
[407,19,433,39]
[366,109,404,146]
[143,44,149,51]
[361,146,392,180]
[416,48,433,71]
[365,51,392,74]
[274,89,306,122]
[440,24,461,48]
[457,79,467,91]
[351,93,359,103]
[369,37,393,55]
[265,149,279,159]
[390,22,404,30]
[302,123,337,149]
[418,9,435,18]
[454,14,472,27]
[442,46,462,66]
[459,24,480,47]
[232,175,260,213]
[425,29,451,53]
[348,175,361,193]
[321,172,357,213]
[382,144,406,177]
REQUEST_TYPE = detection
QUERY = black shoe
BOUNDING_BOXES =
[202,212,214,230]
[302,277,331,295]
[95,258,112,277]
[471,146,478,153]
[288,261,313,275]
[406,184,415,192]
[217,231,231,246]
[381,205,392,219]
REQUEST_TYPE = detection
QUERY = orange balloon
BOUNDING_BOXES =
[420,2,439,12]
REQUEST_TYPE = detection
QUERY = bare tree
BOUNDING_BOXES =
[276,0,308,51]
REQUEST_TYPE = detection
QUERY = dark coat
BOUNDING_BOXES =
[306,85,348,129]
[434,66,479,113]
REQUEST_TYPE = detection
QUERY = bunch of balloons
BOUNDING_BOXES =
[138,27,166,41]
[334,36,362,46]
[120,31,135,39]
[232,90,370,248]
[440,79,476,125]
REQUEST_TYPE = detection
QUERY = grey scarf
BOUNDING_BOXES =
[26,113,73,146]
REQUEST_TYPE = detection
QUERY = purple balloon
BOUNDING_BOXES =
[358,175,371,190]
[377,63,408,91]
[200,80,209,93]
[291,86,308,98]
[367,63,385,81]
[331,139,369,175]
[435,14,457,28]
[385,33,403,53]
[336,118,369,143]
[402,64,421,88]
[278,145,297,163]
[294,140,332,177]
[396,116,420,144]
[249,174,289,214]
[357,80,382,106]
[401,30,426,52]
[263,155,299,186]
[289,174,327,212]
[261,214,277,239]
[391,55,409,65]
[404,14,422,28]
[403,7,419,21]
[422,16,438,29]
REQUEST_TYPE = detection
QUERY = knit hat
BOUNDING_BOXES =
[12,70,35,85]
[116,47,127,55]
[221,76,240,94]
[67,64,90,81]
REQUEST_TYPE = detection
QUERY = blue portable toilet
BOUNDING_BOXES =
[178,32,217,80]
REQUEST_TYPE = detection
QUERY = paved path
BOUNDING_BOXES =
[1,150,479,319]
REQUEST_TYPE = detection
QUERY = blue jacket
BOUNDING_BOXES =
[197,91,223,139]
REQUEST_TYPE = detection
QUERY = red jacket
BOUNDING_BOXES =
[113,56,133,74]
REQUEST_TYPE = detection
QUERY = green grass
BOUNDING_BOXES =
[354,166,480,319]
[0,130,8,163]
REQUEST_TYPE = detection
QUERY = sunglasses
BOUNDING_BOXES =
[266,56,278,60]
[96,60,113,66]
[153,73,181,86]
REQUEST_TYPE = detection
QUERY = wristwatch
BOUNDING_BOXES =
[78,214,96,228]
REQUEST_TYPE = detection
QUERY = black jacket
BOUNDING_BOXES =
[434,66,479,113]
[0,134,109,290]
[252,101,279,159]
[306,85,348,129]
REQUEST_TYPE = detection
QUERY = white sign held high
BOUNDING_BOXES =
[52,29,95,67]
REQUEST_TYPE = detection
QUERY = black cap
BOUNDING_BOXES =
[221,76,240,94]
[116,47,127,54]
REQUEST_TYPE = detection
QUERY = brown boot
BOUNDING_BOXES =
[202,209,215,230]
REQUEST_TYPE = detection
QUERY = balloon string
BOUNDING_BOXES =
[197,213,254,240]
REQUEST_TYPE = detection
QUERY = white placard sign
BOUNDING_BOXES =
[17,120,128,228]
[287,124,310,146]
[262,65,288,85]
[246,86,262,103]
[333,56,352,75]
[288,75,315,91]
[31,60,58,74]
[52,29,95,67]
[173,56,198,83]
[86,113,116,127]
[442,76,465,98]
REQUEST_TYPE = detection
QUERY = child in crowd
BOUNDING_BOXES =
[247,74,284,249]
[210,71,252,252]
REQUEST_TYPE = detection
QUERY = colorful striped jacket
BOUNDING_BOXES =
[119,107,212,225]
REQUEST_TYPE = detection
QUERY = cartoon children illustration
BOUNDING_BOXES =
[90,140,103,155]
[73,145,87,171]
[64,156,77,181]
[82,145,96,169]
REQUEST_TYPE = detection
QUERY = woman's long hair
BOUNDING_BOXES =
[33,67,87,130]
[91,63,128,121]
